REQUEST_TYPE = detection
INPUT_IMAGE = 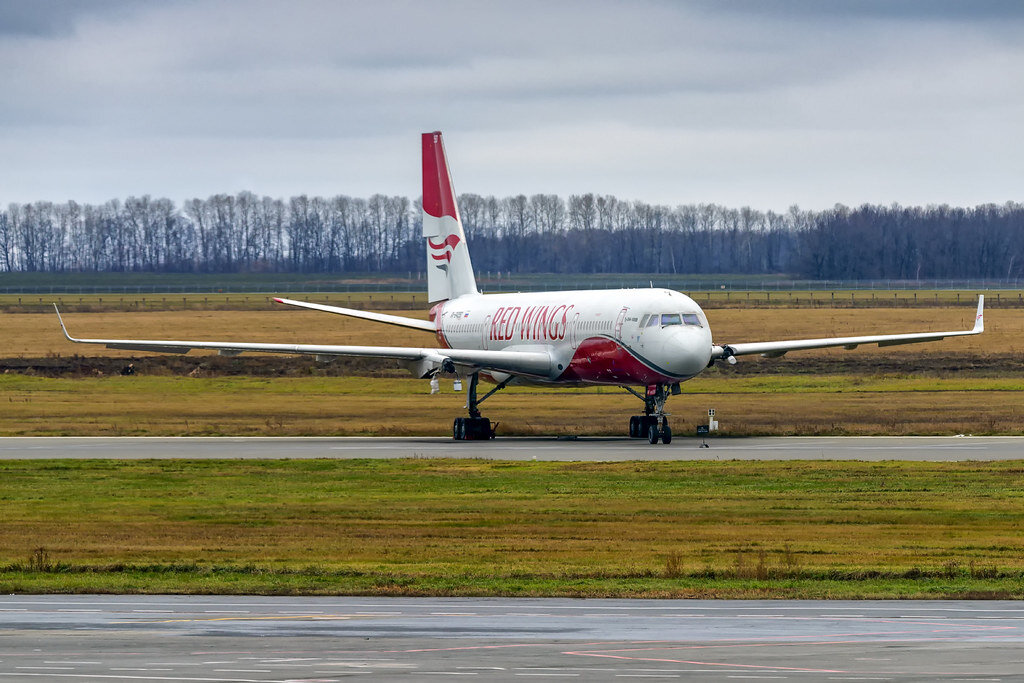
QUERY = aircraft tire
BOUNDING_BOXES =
[661,425,672,444]
[465,417,491,440]
[647,423,660,444]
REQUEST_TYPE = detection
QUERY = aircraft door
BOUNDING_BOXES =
[569,312,581,349]
[614,307,629,340]
[482,314,491,350]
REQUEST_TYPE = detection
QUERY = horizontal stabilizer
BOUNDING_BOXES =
[273,297,435,332]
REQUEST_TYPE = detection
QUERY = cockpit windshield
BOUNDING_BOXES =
[646,312,703,328]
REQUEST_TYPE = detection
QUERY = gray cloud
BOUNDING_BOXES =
[0,0,149,36]
[698,0,1024,22]
[1,0,1022,209]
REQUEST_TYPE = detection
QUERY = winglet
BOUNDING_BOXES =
[973,295,984,333]
[53,303,76,342]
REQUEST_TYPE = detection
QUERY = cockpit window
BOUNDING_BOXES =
[648,312,703,328]
[639,314,649,327]
[682,313,702,326]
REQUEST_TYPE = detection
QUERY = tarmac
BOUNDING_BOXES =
[2,596,1023,681]
[0,435,1022,460]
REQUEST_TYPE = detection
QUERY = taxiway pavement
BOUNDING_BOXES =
[0,435,1022,460]
[2,596,1023,681]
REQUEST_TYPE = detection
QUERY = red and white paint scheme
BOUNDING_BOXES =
[56,132,986,443]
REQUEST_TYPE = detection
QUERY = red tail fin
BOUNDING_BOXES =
[421,131,477,303]
[422,131,459,220]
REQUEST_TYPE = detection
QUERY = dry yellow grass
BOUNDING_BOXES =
[4,308,431,357]
[3,301,1020,436]
[2,374,1023,436]
[3,303,1006,358]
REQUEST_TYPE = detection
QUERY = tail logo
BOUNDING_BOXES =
[428,234,461,266]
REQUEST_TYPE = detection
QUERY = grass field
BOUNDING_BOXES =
[2,459,1023,598]
[3,302,1020,436]
[2,374,1023,436]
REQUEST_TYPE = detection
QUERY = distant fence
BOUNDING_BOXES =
[1,278,1021,295]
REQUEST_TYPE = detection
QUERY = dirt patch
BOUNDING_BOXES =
[2,352,1014,379]
[712,353,1019,377]
[0,355,401,378]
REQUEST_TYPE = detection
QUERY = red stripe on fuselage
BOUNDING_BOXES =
[558,336,683,386]
[429,301,450,349]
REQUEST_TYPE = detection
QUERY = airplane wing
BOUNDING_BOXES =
[273,297,435,332]
[711,295,984,361]
[54,306,550,378]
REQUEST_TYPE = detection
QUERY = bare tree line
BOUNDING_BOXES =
[1,193,1022,279]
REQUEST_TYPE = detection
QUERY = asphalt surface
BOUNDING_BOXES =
[0,435,1022,460]
[1,596,1023,681]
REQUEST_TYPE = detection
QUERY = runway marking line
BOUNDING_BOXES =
[563,650,844,674]
[377,640,642,654]
[202,611,249,614]
[567,629,1010,655]
[566,627,1024,677]
[0,675,316,682]
[112,614,354,624]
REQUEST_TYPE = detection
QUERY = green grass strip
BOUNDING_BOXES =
[3,459,1024,598]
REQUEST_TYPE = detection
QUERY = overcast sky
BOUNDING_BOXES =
[1,0,1022,210]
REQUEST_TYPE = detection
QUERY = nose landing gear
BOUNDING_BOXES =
[625,383,674,445]
[646,417,672,444]
[451,371,510,440]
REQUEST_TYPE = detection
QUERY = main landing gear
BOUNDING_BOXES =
[629,415,672,444]
[625,383,675,445]
[451,371,510,441]
[453,416,493,440]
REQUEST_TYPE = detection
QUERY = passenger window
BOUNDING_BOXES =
[682,313,702,326]
[661,313,682,326]
[645,315,659,328]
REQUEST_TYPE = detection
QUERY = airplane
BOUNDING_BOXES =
[55,131,986,444]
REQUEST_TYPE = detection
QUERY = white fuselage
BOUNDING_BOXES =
[432,288,713,387]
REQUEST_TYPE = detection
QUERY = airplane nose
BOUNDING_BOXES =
[667,327,712,376]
